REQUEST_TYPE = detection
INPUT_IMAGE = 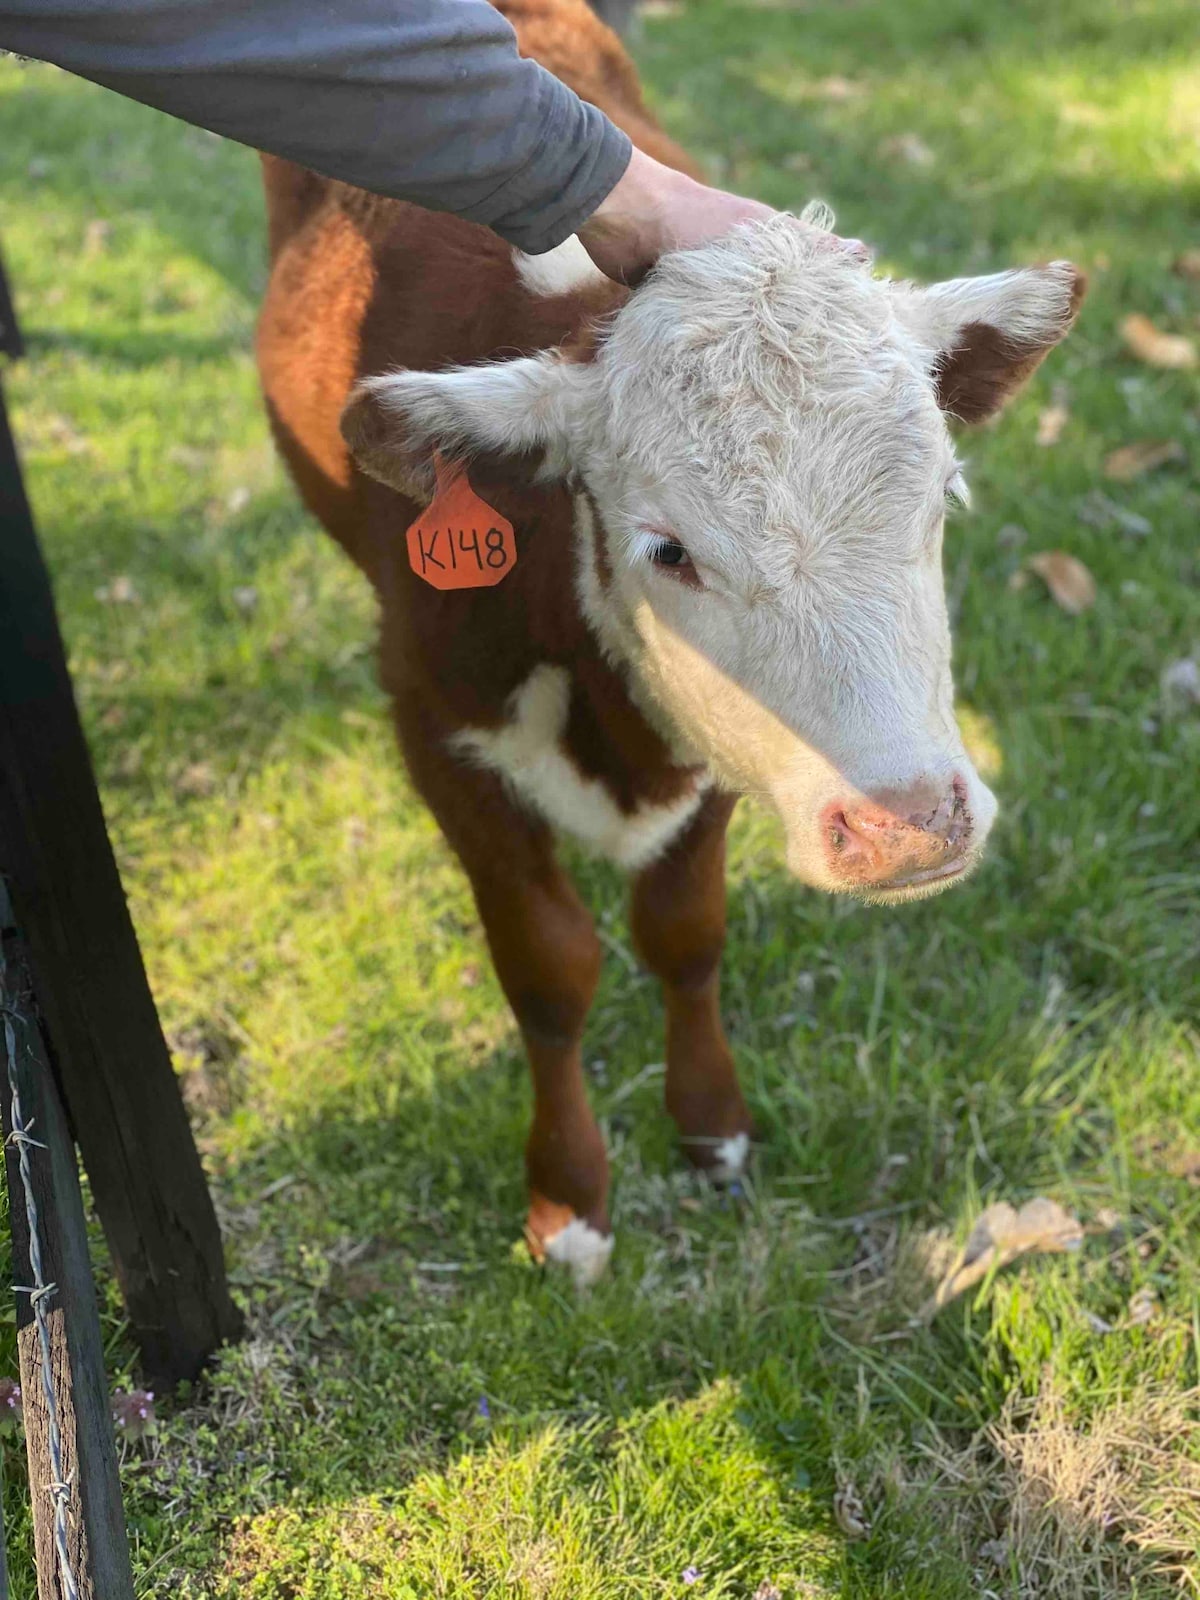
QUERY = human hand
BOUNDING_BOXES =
[577,145,774,284]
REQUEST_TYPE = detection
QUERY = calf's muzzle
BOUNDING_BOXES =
[822,775,973,891]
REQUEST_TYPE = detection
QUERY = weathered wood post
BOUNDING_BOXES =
[0,270,242,1389]
[3,879,136,1600]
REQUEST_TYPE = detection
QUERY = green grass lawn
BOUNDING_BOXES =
[2,0,1199,1593]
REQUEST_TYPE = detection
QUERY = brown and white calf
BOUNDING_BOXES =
[257,0,1083,1283]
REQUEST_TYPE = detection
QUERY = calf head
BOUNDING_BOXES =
[344,215,1083,901]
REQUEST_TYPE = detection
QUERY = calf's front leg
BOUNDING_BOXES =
[395,697,610,1284]
[629,792,753,1180]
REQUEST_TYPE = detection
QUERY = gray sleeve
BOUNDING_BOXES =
[0,0,632,254]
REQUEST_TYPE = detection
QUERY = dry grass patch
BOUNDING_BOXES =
[897,1379,1200,1598]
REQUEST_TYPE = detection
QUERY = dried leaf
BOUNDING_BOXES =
[1027,551,1097,615]
[1036,403,1070,446]
[1120,313,1196,369]
[879,132,935,168]
[1104,438,1185,481]
[924,1196,1084,1316]
[94,574,140,605]
[834,1483,871,1539]
[176,761,216,797]
[1172,249,1200,280]
[82,218,111,257]
[1127,1286,1158,1326]
[814,74,864,102]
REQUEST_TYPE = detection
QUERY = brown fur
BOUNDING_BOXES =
[935,268,1087,422]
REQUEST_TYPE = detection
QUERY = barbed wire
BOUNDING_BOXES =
[1,933,81,1600]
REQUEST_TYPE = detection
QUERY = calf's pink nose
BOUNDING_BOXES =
[823,776,971,889]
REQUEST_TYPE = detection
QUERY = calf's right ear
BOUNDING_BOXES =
[340,354,590,497]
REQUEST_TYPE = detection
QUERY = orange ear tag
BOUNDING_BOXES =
[405,455,517,590]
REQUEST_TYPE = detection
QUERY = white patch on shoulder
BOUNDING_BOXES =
[450,664,707,870]
[513,236,606,299]
[542,1216,613,1287]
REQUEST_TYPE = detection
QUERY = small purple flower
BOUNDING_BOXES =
[111,1388,157,1443]
[477,1395,490,1420]
[682,1567,701,1586]
[0,1378,22,1433]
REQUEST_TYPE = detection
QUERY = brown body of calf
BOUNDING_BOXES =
[256,0,743,1269]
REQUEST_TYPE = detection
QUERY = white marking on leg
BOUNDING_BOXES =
[542,1216,614,1287]
[712,1131,750,1182]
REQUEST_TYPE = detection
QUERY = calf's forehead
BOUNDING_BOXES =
[593,223,955,555]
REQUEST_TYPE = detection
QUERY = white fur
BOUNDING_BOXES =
[542,1217,613,1287]
[361,218,1079,897]
[450,665,707,870]
[713,1132,750,1182]
[513,236,606,298]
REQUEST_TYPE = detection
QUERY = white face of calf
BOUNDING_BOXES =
[347,217,1082,900]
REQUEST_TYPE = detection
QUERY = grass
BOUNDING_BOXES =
[1,0,1199,1592]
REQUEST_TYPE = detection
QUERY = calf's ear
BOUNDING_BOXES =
[341,353,589,497]
[904,261,1086,424]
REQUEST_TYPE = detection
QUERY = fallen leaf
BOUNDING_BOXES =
[1104,439,1184,481]
[1027,551,1097,615]
[1120,313,1196,369]
[83,218,111,257]
[879,132,935,168]
[1036,402,1070,446]
[1084,1310,1115,1335]
[176,761,216,797]
[1127,1286,1158,1326]
[815,74,864,102]
[95,574,140,605]
[924,1196,1084,1315]
[1161,656,1200,714]
[833,1483,871,1539]
[1172,249,1200,280]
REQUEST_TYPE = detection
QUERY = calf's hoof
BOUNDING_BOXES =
[525,1197,613,1288]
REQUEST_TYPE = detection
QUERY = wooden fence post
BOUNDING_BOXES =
[0,364,242,1388]
[3,881,136,1600]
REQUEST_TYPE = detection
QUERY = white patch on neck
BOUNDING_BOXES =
[513,236,606,299]
[449,665,707,870]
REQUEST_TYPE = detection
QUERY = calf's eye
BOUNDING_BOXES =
[653,541,690,569]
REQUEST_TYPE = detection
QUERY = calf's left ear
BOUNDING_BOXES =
[905,261,1086,424]
[341,353,589,497]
